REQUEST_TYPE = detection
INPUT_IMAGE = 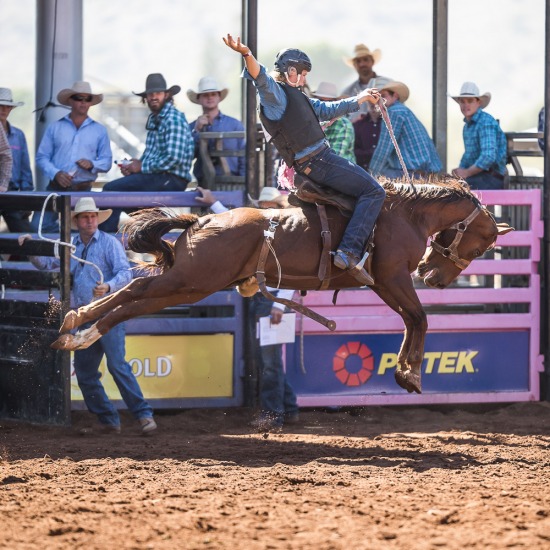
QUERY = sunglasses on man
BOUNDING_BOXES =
[71,95,93,102]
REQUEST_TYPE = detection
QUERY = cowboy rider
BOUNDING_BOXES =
[223,33,385,286]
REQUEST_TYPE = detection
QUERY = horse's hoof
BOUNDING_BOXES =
[51,334,75,350]
[395,369,422,394]
[51,325,102,351]
[60,310,80,333]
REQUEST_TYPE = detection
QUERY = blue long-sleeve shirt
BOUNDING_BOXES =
[6,123,33,191]
[29,230,132,308]
[243,64,360,161]
[369,101,442,175]
[190,112,245,181]
[141,101,194,181]
[36,114,112,184]
[459,108,507,175]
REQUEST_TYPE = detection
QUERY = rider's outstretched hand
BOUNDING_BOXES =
[223,34,249,55]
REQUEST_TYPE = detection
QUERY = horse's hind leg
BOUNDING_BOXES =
[60,277,157,333]
[53,291,210,350]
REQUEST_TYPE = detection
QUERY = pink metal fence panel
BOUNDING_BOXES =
[287,189,543,406]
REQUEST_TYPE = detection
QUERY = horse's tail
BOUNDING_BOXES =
[123,207,199,273]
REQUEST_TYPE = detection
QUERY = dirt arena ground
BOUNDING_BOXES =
[1,402,550,550]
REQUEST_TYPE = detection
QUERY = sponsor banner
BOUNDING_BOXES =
[71,334,234,401]
[286,331,530,395]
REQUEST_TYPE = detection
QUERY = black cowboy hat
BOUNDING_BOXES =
[133,73,181,98]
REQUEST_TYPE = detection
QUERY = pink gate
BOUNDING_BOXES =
[286,189,544,406]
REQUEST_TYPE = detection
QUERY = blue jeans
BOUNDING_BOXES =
[466,171,505,190]
[298,148,385,257]
[250,294,298,423]
[74,322,153,426]
[100,173,190,232]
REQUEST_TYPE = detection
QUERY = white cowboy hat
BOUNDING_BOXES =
[343,43,382,67]
[248,186,287,207]
[311,82,339,100]
[186,76,229,104]
[57,81,103,107]
[380,81,410,103]
[450,81,491,109]
[71,197,112,229]
[0,88,24,107]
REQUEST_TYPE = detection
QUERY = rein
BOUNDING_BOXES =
[428,205,482,270]
[377,99,417,194]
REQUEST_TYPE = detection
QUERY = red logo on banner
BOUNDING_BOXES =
[333,342,375,386]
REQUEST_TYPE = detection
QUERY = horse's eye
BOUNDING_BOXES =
[473,249,481,258]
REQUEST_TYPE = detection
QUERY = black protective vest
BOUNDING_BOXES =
[259,84,325,166]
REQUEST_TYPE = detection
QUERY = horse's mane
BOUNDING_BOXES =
[381,177,482,223]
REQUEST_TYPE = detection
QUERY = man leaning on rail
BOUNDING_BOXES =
[100,73,194,233]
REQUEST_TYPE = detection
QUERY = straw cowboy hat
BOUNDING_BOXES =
[133,73,181,98]
[71,197,112,229]
[367,76,393,90]
[248,187,287,207]
[380,81,410,103]
[0,88,24,107]
[187,76,229,104]
[344,43,382,67]
[451,81,491,109]
[57,81,103,107]
[311,82,340,100]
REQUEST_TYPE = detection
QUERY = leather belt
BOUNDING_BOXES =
[294,144,328,166]
[486,169,505,181]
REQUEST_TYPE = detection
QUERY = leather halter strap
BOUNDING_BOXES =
[428,205,482,270]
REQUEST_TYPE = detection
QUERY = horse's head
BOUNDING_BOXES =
[417,206,514,288]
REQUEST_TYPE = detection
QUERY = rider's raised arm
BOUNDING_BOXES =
[223,34,260,80]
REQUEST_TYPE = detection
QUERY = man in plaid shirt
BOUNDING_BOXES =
[101,73,194,232]
[0,123,12,193]
[451,81,507,190]
[369,81,442,179]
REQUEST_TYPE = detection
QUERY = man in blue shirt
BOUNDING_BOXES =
[187,76,245,185]
[100,73,194,233]
[22,197,156,435]
[31,81,112,233]
[369,81,442,179]
[0,87,33,232]
[451,81,507,190]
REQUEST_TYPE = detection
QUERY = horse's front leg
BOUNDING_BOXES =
[373,278,427,394]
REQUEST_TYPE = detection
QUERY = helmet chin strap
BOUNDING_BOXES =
[284,71,304,88]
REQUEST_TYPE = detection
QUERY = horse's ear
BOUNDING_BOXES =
[496,223,514,235]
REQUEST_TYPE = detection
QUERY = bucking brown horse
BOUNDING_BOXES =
[52,180,513,394]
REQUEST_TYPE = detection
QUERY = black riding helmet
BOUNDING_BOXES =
[274,48,312,75]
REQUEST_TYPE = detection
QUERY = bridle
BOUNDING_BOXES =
[428,205,485,270]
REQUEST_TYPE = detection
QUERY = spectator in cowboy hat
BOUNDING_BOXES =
[450,81,507,189]
[341,43,386,122]
[100,73,194,232]
[187,76,245,186]
[311,82,355,162]
[21,196,157,435]
[0,87,33,232]
[353,76,393,171]
[369,81,442,179]
[194,185,298,432]
[31,81,112,233]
